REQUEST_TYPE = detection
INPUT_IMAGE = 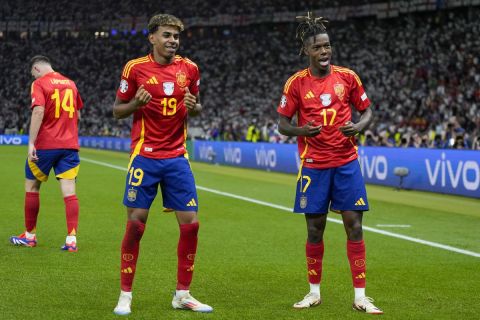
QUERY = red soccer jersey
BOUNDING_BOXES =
[116,54,200,159]
[31,72,83,150]
[277,65,371,169]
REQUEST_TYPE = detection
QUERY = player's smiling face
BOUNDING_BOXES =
[149,25,180,63]
[304,33,332,73]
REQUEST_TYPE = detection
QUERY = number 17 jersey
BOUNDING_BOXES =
[116,54,200,159]
[277,66,371,169]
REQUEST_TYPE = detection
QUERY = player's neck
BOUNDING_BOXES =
[152,51,174,65]
[38,69,55,78]
[309,65,331,78]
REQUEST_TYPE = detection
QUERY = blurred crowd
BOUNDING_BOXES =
[1,0,381,21]
[1,5,479,150]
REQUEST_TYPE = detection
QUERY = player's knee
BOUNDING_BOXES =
[25,185,40,193]
[127,208,149,223]
[25,180,41,192]
[346,224,363,241]
[307,226,324,243]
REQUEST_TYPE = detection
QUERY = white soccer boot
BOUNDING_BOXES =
[293,292,321,309]
[172,291,213,313]
[353,296,384,314]
[113,291,132,316]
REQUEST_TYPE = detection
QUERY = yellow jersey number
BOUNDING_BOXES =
[320,108,337,126]
[51,88,75,118]
[299,175,311,192]
[128,167,144,186]
[161,97,177,116]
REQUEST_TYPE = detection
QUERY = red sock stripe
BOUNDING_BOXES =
[120,220,146,292]
[306,241,324,284]
[24,192,40,232]
[347,240,366,288]
[64,195,79,235]
[176,222,199,290]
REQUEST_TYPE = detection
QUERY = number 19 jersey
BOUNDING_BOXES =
[277,66,371,169]
[116,54,200,159]
[31,72,83,150]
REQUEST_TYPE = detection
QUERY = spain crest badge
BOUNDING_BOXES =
[334,83,345,101]
[300,195,308,209]
[176,71,187,87]
[127,187,137,202]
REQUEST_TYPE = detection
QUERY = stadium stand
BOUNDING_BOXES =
[0,1,479,149]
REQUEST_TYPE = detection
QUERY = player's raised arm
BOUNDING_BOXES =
[113,85,152,119]
[278,115,322,137]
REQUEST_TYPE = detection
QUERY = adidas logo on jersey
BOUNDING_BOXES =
[355,198,366,206]
[304,90,315,99]
[186,198,197,207]
[146,76,159,84]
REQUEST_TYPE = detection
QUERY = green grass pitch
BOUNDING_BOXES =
[1,145,479,319]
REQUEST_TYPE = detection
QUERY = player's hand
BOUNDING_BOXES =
[184,87,197,110]
[133,85,152,108]
[28,144,39,162]
[300,120,322,137]
[339,121,360,137]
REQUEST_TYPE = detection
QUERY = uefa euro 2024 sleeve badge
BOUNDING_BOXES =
[127,187,137,202]
[300,195,308,209]
[119,79,128,93]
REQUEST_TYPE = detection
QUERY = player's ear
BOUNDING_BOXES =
[148,33,155,45]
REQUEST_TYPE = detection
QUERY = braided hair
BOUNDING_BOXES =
[295,12,329,55]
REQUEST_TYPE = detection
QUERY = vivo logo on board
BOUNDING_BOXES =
[425,153,479,191]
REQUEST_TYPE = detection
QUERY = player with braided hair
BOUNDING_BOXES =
[277,12,383,314]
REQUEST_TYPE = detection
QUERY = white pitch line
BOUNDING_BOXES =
[81,157,480,258]
[376,224,411,228]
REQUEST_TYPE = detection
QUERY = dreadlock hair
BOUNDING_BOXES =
[295,12,329,55]
[148,14,184,34]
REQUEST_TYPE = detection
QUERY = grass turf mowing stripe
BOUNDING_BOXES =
[81,156,480,258]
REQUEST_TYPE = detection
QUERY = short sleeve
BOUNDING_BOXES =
[189,64,200,96]
[31,81,46,109]
[348,71,370,111]
[116,62,138,101]
[277,76,299,118]
[76,90,84,110]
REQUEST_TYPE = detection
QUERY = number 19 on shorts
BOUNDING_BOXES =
[128,167,144,186]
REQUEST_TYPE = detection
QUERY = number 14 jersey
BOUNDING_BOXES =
[31,72,83,150]
[117,54,200,159]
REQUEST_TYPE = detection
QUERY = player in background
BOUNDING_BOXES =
[112,14,212,315]
[10,55,83,252]
[277,13,383,314]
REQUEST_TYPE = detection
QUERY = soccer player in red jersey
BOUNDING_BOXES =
[10,55,83,252]
[112,14,212,315]
[277,13,383,314]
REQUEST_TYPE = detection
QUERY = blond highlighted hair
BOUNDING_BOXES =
[148,14,184,34]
